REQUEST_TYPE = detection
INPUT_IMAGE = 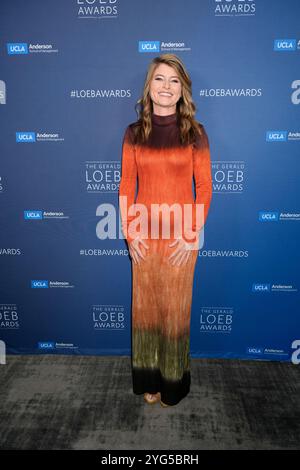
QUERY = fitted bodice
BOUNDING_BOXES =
[119,112,213,243]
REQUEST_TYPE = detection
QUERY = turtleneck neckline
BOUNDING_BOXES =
[151,112,178,126]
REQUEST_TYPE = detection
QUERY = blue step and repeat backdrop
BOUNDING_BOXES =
[0,0,299,363]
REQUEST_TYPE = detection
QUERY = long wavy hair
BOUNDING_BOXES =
[132,54,203,146]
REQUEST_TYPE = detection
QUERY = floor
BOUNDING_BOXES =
[0,355,299,450]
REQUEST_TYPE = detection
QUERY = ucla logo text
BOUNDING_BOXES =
[252,284,270,292]
[247,347,263,355]
[266,131,287,142]
[31,280,49,288]
[138,41,160,53]
[24,211,43,220]
[259,211,279,222]
[38,342,55,349]
[7,43,28,55]
[274,39,296,51]
[16,132,36,143]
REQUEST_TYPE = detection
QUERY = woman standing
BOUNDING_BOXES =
[119,54,213,407]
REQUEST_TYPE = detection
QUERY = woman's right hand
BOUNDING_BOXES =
[128,236,149,264]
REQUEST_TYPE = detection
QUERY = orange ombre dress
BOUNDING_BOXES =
[119,112,212,406]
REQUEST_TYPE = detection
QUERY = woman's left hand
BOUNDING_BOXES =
[168,232,200,266]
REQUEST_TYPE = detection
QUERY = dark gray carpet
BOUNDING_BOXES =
[0,355,299,450]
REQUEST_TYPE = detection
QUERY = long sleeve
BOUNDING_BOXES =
[191,124,213,234]
[119,125,137,244]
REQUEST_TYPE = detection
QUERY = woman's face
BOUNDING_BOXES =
[149,63,182,114]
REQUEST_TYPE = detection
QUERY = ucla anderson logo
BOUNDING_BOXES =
[274,39,296,51]
[7,43,28,55]
[266,131,287,142]
[139,41,160,53]
[259,211,279,222]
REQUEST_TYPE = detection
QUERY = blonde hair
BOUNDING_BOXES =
[132,53,203,146]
